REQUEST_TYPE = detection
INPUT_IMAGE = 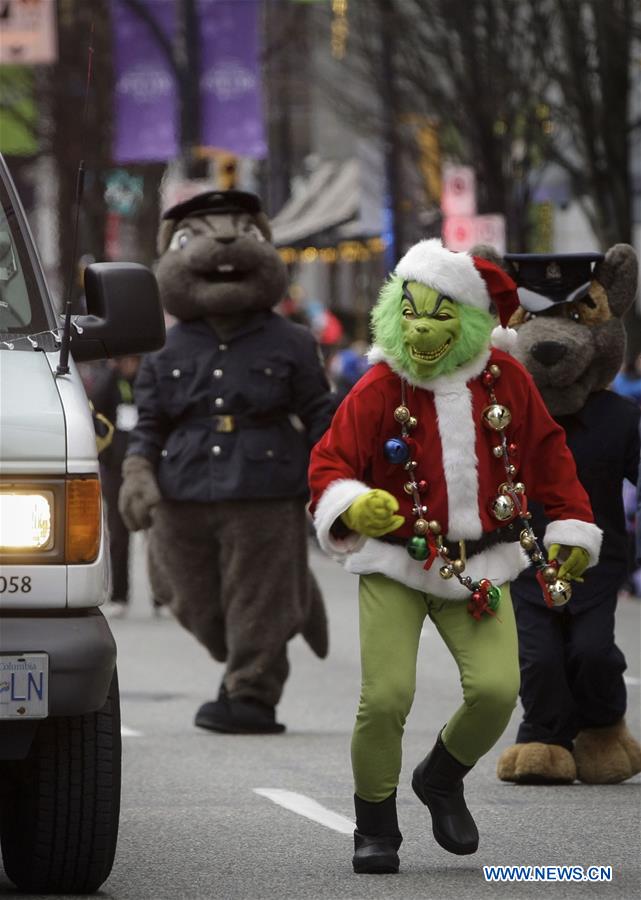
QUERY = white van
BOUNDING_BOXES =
[0,154,165,893]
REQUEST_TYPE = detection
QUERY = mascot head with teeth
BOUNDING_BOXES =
[156,190,288,321]
[370,239,519,381]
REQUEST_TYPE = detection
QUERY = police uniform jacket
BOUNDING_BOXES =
[309,346,601,600]
[127,313,334,502]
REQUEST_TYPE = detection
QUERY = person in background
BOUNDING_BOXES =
[611,354,641,406]
[328,339,370,405]
[89,356,142,616]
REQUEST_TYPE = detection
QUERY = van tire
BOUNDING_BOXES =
[0,669,121,894]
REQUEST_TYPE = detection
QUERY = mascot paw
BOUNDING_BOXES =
[574,720,641,784]
[301,577,329,659]
[497,742,576,784]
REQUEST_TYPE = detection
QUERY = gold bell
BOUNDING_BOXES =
[548,578,572,606]
[452,559,466,574]
[428,520,441,534]
[482,404,512,432]
[404,481,416,495]
[394,405,410,424]
[491,494,515,522]
[519,529,536,550]
[407,416,418,429]
[492,445,504,458]
[439,565,454,579]
[541,565,558,583]
[489,364,501,378]
[414,518,429,536]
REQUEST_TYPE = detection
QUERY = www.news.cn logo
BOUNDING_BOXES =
[483,865,613,883]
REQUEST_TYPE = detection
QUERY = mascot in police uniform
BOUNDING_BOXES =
[309,239,601,874]
[119,190,334,734]
[488,246,641,785]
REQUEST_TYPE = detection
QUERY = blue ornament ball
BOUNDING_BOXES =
[383,437,410,464]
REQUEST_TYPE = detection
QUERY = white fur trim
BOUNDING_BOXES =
[395,239,490,311]
[491,326,519,354]
[366,345,490,391]
[313,478,370,557]
[343,539,530,600]
[543,519,603,568]
[432,383,483,540]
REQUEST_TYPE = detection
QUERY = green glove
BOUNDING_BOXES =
[341,489,405,538]
[548,543,590,582]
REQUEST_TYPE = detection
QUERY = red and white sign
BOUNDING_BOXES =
[442,214,506,255]
[441,164,477,218]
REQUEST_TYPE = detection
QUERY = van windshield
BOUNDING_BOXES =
[0,174,50,350]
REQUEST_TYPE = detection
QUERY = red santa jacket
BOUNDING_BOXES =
[309,346,601,599]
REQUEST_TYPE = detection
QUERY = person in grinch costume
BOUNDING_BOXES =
[309,239,602,874]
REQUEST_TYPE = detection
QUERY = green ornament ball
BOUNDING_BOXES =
[487,585,501,610]
[407,536,429,561]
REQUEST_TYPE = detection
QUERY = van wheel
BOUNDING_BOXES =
[0,670,121,894]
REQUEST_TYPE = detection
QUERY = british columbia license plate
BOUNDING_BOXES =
[0,653,49,719]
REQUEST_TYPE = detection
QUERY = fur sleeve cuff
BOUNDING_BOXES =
[543,519,603,568]
[313,479,371,557]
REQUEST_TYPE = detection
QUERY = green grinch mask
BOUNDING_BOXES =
[372,275,495,381]
[400,281,461,377]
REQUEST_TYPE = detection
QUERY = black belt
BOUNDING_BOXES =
[177,412,288,433]
[380,526,518,557]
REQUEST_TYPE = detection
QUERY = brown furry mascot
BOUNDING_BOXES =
[119,190,334,733]
[479,245,641,784]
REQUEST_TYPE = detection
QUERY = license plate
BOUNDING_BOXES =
[0,653,49,719]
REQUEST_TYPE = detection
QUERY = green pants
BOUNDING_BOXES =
[352,572,520,802]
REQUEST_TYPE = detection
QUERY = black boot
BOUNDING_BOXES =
[412,734,479,855]
[352,791,402,874]
[195,684,285,734]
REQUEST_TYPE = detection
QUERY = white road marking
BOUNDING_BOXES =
[254,788,354,834]
[624,675,640,687]
[121,724,142,737]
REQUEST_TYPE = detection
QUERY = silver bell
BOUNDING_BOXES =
[548,578,572,607]
[491,493,515,522]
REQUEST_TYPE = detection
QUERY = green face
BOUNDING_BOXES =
[400,281,461,377]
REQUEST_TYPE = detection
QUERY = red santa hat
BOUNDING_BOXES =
[395,239,520,352]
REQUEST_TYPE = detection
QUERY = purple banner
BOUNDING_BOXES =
[198,0,266,158]
[112,0,178,163]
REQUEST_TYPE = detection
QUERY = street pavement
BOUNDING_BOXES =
[2,535,639,899]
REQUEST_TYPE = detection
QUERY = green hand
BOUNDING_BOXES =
[548,543,590,582]
[342,489,405,538]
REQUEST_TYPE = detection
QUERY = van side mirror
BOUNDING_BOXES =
[69,262,166,362]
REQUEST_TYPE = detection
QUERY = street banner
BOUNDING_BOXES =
[441,164,477,218]
[0,0,57,65]
[443,214,506,256]
[112,0,178,163]
[198,0,266,158]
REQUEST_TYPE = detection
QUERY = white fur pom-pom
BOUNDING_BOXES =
[491,326,519,354]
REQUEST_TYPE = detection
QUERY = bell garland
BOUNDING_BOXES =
[383,365,573,619]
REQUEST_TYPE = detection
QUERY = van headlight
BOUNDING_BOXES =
[0,490,54,551]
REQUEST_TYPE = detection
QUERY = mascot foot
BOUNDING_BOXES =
[574,720,641,784]
[497,743,576,784]
[195,687,285,735]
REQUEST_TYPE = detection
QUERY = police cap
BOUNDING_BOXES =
[504,252,604,312]
[163,189,263,222]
